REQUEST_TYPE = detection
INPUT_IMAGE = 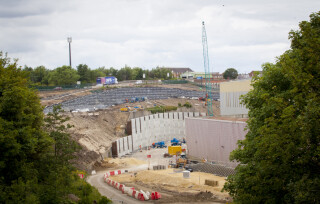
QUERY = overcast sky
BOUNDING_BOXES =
[1,0,319,73]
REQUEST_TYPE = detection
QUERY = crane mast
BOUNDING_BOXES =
[202,21,214,116]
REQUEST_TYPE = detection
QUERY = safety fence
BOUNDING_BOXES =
[162,80,188,84]
[32,83,95,91]
[187,162,236,177]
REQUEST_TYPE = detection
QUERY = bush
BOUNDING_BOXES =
[147,106,177,114]
[183,102,192,108]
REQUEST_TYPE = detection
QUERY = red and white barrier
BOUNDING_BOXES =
[103,169,160,201]
[104,169,125,179]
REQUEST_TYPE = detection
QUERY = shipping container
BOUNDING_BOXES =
[97,76,118,85]
[105,76,118,85]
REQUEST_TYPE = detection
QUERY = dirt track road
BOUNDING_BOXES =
[87,171,143,204]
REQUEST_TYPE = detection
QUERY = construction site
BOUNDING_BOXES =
[37,23,252,203]
[39,76,249,203]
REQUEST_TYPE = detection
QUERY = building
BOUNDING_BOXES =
[162,67,193,78]
[185,117,247,167]
[249,70,262,77]
[220,79,252,117]
[180,72,223,79]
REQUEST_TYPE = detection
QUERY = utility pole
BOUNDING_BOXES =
[67,37,72,67]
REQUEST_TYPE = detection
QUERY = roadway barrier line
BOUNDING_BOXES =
[104,170,161,201]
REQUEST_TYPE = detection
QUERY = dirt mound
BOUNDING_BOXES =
[73,149,101,172]
[67,109,130,155]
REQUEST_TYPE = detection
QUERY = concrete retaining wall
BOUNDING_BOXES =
[114,112,205,157]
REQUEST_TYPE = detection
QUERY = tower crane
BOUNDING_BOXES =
[202,21,214,116]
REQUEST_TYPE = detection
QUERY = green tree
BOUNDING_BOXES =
[77,64,91,84]
[0,52,112,203]
[132,67,143,80]
[117,65,132,81]
[33,66,49,85]
[223,68,238,79]
[49,65,80,85]
[0,52,52,202]
[108,67,118,77]
[149,67,171,79]
[223,12,320,203]
[90,68,105,83]
[40,105,80,203]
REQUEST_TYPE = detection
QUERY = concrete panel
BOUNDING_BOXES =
[169,112,173,119]
[194,112,200,117]
[123,137,128,154]
[184,112,188,119]
[131,119,136,134]
[132,134,138,151]
[185,118,247,167]
[173,112,178,120]
[118,138,123,157]
[128,135,133,152]
[220,91,249,116]
[136,118,141,134]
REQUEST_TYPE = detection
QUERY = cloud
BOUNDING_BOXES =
[1,0,319,73]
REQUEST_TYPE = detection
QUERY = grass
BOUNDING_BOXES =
[147,106,177,114]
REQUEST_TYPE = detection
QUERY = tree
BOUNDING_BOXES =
[132,67,143,80]
[223,12,320,203]
[117,66,132,81]
[0,52,52,202]
[40,105,80,203]
[49,65,80,85]
[77,64,91,84]
[149,67,171,79]
[223,68,238,79]
[0,52,112,203]
[33,66,49,85]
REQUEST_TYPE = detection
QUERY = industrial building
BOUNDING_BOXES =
[220,79,252,117]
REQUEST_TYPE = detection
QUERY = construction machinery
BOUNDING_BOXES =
[152,141,166,148]
[168,146,182,155]
[120,107,129,112]
[170,138,181,146]
[176,157,187,168]
[202,21,214,116]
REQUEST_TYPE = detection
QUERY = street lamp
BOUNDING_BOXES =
[67,37,72,67]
